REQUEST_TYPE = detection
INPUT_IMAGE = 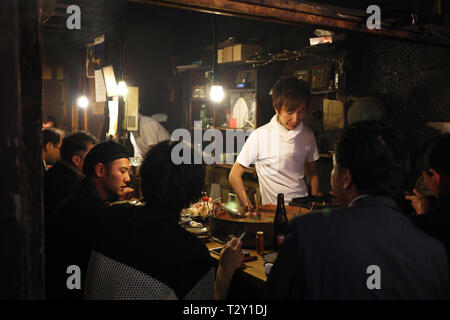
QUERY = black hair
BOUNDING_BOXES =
[334,120,410,196]
[423,133,450,176]
[270,76,310,113]
[43,116,57,127]
[42,128,64,149]
[60,131,98,163]
[140,140,205,214]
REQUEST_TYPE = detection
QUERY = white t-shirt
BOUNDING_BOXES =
[130,114,171,157]
[236,115,320,205]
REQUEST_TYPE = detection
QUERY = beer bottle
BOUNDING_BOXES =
[273,193,288,251]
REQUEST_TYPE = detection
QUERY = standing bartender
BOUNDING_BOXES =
[229,77,320,206]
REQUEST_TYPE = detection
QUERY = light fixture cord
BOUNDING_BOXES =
[212,14,217,83]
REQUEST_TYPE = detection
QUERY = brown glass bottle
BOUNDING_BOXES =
[273,193,288,251]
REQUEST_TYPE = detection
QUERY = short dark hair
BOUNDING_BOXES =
[270,76,310,113]
[42,128,64,149]
[60,131,98,163]
[334,120,410,196]
[140,141,205,214]
[424,133,450,176]
[43,116,57,127]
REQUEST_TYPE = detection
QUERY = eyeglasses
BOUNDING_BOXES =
[53,144,61,150]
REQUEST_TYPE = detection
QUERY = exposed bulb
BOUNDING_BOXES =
[210,85,224,103]
[118,80,128,96]
[77,95,89,108]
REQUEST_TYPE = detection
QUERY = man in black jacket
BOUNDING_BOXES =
[46,141,134,299]
[406,134,450,268]
[44,131,97,216]
[265,121,450,299]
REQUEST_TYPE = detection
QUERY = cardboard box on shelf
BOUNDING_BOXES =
[223,46,233,63]
[232,44,262,62]
[217,48,223,64]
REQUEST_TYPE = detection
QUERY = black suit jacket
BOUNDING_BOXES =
[46,179,106,300]
[44,160,83,216]
[265,195,450,299]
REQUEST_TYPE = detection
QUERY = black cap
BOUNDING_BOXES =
[83,141,129,177]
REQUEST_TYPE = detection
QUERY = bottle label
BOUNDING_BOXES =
[276,234,285,245]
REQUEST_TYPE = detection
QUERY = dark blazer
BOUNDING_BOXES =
[44,160,83,216]
[265,195,450,299]
[46,179,106,300]
[91,204,213,299]
[413,196,450,269]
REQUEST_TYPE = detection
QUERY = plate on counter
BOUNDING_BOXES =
[262,252,278,263]
[185,227,209,238]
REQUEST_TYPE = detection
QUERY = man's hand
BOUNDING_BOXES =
[405,189,429,215]
[219,238,245,274]
[118,187,135,200]
[215,238,244,300]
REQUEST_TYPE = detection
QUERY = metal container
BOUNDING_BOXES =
[209,205,308,250]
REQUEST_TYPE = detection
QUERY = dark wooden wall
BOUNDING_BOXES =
[0,0,44,299]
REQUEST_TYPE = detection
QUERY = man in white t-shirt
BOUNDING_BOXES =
[229,77,320,205]
[130,113,171,158]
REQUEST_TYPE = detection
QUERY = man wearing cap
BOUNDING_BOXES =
[46,141,134,300]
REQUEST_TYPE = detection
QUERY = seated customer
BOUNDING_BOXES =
[405,134,450,264]
[42,128,64,170]
[46,141,134,300]
[265,121,450,299]
[45,131,97,216]
[85,141,244,300]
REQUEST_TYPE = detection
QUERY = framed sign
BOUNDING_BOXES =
[86,34,105,78]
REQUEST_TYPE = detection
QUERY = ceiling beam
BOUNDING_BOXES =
[130,0,450,46]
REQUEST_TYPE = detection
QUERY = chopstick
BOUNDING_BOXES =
[253,193,260,220]
[238,231,246,241]
[242,191,254,219]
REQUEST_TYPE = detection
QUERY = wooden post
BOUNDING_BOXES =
[0,0,45,299]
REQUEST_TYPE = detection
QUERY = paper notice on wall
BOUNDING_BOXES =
[125,86,139,131]
[103,65,118,97]
[108,99,119,137]
[94,69,107,102]
[323,99,344,130]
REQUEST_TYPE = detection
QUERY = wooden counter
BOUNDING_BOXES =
[205,240,268,291]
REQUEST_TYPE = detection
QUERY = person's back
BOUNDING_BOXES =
[86,204,213,299]
[45,161,81,215]
[130,114,171,157]
[46,179,106,300]
[265,121,450,299]
[266,195,449,299]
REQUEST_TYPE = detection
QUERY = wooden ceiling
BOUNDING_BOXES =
[42,0,450,46]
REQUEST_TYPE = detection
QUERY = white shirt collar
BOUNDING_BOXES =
[270,115,304,142]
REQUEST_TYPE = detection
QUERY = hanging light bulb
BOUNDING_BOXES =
[118,80,128,96]
[77,94,89,108]
[210,85,224,103]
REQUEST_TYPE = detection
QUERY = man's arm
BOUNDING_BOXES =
[229,162,252,209]
[215,238,244,300]
[305,161,320,196]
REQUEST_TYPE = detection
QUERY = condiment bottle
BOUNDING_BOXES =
[273,193,288,251]
[256,231,264,255]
